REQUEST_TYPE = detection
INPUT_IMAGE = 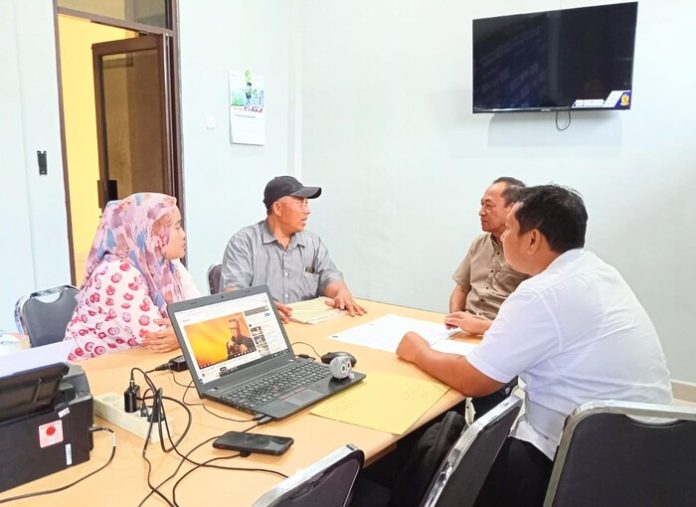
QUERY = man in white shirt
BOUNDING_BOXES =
[397,185,672,506]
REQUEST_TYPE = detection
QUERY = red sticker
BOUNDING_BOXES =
[39,420,64,448]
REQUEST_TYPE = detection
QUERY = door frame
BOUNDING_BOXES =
[52,0,183,284]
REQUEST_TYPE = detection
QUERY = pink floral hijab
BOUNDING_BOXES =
[79,193,184,314]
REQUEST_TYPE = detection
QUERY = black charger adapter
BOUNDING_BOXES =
[124,380,140,413]
[168,355,189,372]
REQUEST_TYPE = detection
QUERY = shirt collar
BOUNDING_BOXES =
[261,219,305,248]
[486,233,503,254]
[545,248,586,271]
[261,220,276,245]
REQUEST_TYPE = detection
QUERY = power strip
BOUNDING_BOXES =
[94,392,175,443]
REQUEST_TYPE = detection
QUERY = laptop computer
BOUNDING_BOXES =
[168,285,365,420]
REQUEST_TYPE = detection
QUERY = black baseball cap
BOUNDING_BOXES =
[263,176,322,210]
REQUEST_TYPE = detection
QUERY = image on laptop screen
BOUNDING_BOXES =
[172,291,290,385]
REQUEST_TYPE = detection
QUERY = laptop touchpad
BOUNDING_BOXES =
[285,389,323,406]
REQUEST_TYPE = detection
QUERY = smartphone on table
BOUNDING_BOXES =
[212,431,294,456]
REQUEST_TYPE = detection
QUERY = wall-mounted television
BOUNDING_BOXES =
[472,2,638,113]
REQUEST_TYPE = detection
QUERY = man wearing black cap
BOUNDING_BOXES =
[220,176,366,321]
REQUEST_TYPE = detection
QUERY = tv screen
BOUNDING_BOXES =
[472,2,638,113]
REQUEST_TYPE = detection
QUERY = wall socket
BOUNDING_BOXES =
[94,392,175,443]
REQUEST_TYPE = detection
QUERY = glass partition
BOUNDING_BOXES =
[57,0,170,29]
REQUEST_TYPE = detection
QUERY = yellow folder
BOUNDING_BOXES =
[310,371,449,434]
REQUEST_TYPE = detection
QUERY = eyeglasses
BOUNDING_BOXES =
[283,196,309,209]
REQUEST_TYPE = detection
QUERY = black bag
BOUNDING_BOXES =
[390,410,467,507]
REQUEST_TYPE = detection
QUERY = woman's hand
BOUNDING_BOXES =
[142,318,180,353]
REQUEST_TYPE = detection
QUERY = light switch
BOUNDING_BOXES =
[37,150,47,175]
[206,116,216,129]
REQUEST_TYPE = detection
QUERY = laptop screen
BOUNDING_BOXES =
[171,290,291,385]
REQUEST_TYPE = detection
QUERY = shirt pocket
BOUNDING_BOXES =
[494,265,526,294]
[301,271,321,297]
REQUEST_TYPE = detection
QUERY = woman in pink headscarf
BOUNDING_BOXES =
[64,193,200,360]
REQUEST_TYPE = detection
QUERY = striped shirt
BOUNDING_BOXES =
[221,220,343,303]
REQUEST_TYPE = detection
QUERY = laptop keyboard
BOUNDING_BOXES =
[220,361,331,408]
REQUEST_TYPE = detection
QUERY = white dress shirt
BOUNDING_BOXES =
[467,249,672,458]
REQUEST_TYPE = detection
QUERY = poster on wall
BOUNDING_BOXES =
[229,70,265,145]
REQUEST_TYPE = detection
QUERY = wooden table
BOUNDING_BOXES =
[0,299,478,506]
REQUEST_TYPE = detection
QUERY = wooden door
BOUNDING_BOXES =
[92,35,175,207]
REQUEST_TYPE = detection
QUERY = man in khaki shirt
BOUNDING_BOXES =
[446,178,528,416]
[447,177,528,335]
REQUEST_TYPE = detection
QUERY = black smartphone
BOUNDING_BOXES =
[212,431,294,456]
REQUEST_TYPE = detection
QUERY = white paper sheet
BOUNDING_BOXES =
[0,340,73,377]
[431,339,478,356]
[328,314,464,353]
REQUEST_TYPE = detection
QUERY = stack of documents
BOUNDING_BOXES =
[288,297,346,324]
[329,314,477,356]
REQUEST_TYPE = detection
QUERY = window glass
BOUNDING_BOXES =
[58,0,169,29]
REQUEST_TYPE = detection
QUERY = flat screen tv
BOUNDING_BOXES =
[472,2,638,113]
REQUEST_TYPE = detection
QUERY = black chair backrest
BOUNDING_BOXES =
[14,285,79,347]
[207,263,222,294]
[251,445,364,507]
[544,401,696,507]
[421,394,523,507]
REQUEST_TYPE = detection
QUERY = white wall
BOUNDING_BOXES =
[0,0,71,330]
[3,0,693,385]
[178,0,294,291]
[1,0,293,328]
[297,0,696,382]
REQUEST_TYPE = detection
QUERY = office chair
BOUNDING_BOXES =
[251,444,364,507]
[207,263,222,294]
[14,285,79,347]
[420,394,523,507]
[544,400,696,507]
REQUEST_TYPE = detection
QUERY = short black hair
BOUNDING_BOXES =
[493,177,526,206]
[514,185,588,253]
